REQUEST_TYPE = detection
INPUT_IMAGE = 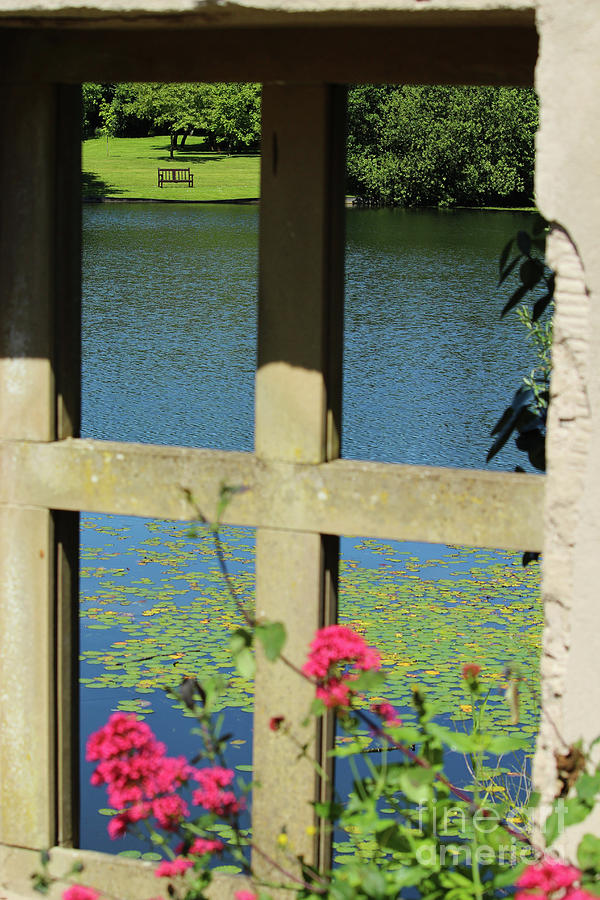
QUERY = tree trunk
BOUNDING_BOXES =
[169,131,176,158]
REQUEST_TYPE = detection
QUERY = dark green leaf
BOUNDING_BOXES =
[493,862,527,888]
[377,824,411,852]
[499,237,514,273]
[516,230,531,254]
[498,254,521,286]
[520,258,544,288]
[229,627,252,654]
[532,215,548,236]
[532,291,553,321]
[501,283,530,317]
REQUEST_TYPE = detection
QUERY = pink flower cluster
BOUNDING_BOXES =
[62,887,100,900]
[189,837,225,855]
[303,625,381,709]
[516,857,594,900]
[192,765,244,817]
[155,858,194,879]
[462,663,481,681]
[86,713,191,839]
[370,701,401,727]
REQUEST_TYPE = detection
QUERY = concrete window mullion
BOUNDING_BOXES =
[0,83,80,850]
[252,84,346,884]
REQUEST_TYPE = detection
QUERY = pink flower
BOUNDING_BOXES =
[62,888,100,900]
[370,702,402,727]
[154,858,194,878]
[234,892,257,900]
[269,716,285,731]
[151,793,189,831]
[87,713,192,839]
[189,838,225,856]
[192,766,244,817]
[107,814,129,840]
[303,625,381,709]
[462,663,481,680]
[516,857,593,900]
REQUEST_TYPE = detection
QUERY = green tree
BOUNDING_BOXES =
[118,83,261,157]
[122,83,210,157]
[201,83,261,152]
[347,85,538,208]
[82,82,103,138]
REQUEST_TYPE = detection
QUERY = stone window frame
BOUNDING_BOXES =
[0,11,557,899]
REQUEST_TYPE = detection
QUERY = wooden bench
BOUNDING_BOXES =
[157,167,194,187]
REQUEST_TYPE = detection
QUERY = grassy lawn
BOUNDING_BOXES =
[82,136,260,202]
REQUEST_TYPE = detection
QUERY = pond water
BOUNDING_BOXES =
[80,203,542,856]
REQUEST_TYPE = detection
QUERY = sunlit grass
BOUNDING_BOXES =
[82,136,260,202]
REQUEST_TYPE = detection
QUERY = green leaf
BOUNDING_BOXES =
[351,668,386,693]
[485,734,528,754]
[229,627,252,654]
[314,799,344,821]
[118,850,141,858]
[577,834,600,871]
[255,622,286,661]
[427,722,479,753]
[361,868,387,899]
[389,865,431,889]
[544,808,561,846]
[565,797,594,828]
[234,646,255,679]
[493,861,527,888]
[377,824,411,852]
[398,767,435,803]
[576,773,600,803]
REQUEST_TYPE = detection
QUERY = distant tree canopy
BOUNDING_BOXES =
[347,85,538,208]
[82,82,261,155]
[83,83,537,206]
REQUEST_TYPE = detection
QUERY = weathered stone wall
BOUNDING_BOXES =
[534,0,600,844]
[1,1,600,895]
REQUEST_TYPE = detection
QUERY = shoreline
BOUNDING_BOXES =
[82,196,535,212]
[83,196,260,205]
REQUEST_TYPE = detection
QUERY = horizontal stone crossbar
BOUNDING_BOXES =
[0,438,544,550]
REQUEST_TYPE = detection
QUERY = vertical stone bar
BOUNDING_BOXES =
[253,84,345,885]
[0,84,56,440]
[0,84,61,849]
[54,84,81,849]
[534,0,600,847]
